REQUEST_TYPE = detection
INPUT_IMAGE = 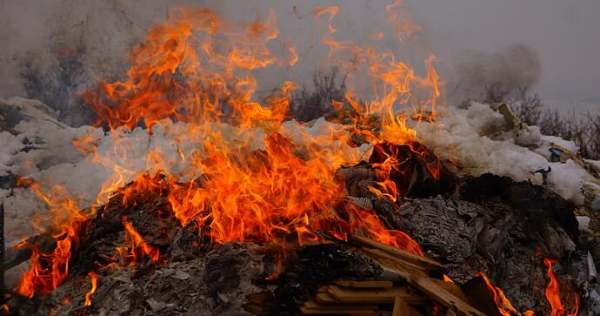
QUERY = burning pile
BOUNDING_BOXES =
[1,3,595,316]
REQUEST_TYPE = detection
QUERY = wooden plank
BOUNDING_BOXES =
[361,248,429,278]
[392,296,423,316]
[334,280,393,289]
[412,277,486,316]
[429,278,472,306]
[446,307,458,316]
[300,300,380,314]
[359,248,428,283]
[349,235,443,272]
[326,285,425,305]
[315,291,339,304]
[357,247,484,316]
[300,307,379,315]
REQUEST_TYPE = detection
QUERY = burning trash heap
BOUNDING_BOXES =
[1,4,599,316]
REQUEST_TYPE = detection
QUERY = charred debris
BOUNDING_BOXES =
[1,138,595,316]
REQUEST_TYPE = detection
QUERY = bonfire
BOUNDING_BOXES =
[1,2,598,316]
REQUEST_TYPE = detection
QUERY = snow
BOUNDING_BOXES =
[413,102,595,204]
[577,216,591,233]
[1,103,370,246]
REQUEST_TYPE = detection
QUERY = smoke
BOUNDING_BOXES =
[0,0,186,125]
[447,44,542,105]
[1,0,438,126]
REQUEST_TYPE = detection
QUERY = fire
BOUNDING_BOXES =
[84,272,98,307]
[14,5,585,313]
[442,274,454,283]
[348,206,423,255]
[476,259,581,316]
[168,132,343,242]
[82,6,432,254]
[119,217,160,265]
[543,258,580,316]
[313,6,339,34]
[15,180,86,298]
[18,3,440,298]
[15,228,79,298]
[385,0,422,41]
[477,272,519,316]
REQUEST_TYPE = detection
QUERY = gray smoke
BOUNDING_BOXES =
[448,44,542,105]
[0,0,436,126]
[0,0,190,125]
[3,0,598,123]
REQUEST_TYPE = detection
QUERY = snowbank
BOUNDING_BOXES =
[413,103,595,204]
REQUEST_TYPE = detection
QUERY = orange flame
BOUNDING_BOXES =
[543,258,579,316]
[18,3,441,297]
[442,274,454,283]
[313,6,339,34]
[15,180,85,298]
[384,0,422,41]
[15,227,79,298]
[84,272,98,307]
[477,272,519,316]
[120,217,160,265]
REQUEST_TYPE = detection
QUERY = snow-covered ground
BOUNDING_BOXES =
[413,103,596,204]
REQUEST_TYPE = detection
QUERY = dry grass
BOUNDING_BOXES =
[289,68,347,122]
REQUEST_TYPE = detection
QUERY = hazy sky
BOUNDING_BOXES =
[212,0,600,103]
[1,0,599,105]
[407,0,600,102]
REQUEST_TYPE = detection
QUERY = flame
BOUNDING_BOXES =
[15,227,78,298]
[15,180,85,298]
[442,274,454,283]
[18,4,441,297]
[477,272,519,316]
[543,258,579,316]
[287,45,298,66]
[360,211,423,255]
[384,0,422,41]
[119,217,160,264]
[313,6,339,34]
[84,272,98,307]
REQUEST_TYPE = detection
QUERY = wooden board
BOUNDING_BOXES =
[412,277,486,316]
[334,280,393,289]
[300,300,380,314]
[392,296,423,316]
[349,235,443,273]
[326,285,424,305]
